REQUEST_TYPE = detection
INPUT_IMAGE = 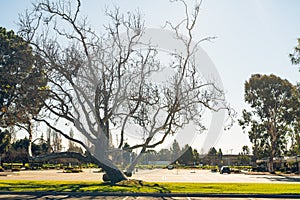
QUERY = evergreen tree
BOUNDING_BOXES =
[239,74,299,172]
[52,130,62,152]
[170,140,181,161]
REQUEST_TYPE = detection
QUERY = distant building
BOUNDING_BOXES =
[148,161,170,166]
[199,154,253,166]
[256,156,300,173]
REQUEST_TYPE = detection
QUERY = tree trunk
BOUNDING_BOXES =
[269,156,274,173]
[93,151,127,183]
[30,151,127,184]
[252,140,258,167]
[269,140,276,173]
[28,121,33,157]
[92,134,128,183]
[28,137,33,157]
[102,165,126,183]
[126,147,146,174]
[269,123,277,173]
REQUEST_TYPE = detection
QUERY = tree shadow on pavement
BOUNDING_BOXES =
[252,175,300,182]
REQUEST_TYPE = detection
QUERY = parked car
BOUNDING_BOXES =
[167,165,174,170]
[220,166,230,174]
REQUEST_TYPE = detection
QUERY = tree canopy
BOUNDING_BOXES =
[18,0,232,183]
[290,38,300,66]
[239,74,299,172]
[0,129,11,154]
[0,27,48,128]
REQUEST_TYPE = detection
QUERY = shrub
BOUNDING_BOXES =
[63,167,82,173]
[11,168,20,172]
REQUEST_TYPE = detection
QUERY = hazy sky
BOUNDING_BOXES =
[1,0,300,154]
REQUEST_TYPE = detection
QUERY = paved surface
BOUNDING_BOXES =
[0,168,101,181]
[132,169,300,183]
[1,168,300,183]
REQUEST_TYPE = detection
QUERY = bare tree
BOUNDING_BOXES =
[18,0,232,183]
[122,0,232,174]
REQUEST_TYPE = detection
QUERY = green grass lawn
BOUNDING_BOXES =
[0,180,299,194]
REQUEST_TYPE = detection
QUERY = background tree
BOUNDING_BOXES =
[18,0,231,183]
[239,74,298,172]
[177,145,193,165]
[144,150,157,164]
[170,140,181,161]
[157,149,172,162]
[193,148,200,164]
[5,138,29,164]
[37,134,51,155]
[67,129,76,152]
[242,145,250,155]
[52,130,62,152]
[237,145,251,165]
[45,128,51,153]
[217,148,223,166]
[207,147,217,165]
[288,134,300,156]
[290,38,300,66]
[0,27,48,157]
[289,39,300,156]
[121,142,133,169]
[288,83,300,156]
[3,137,49,163]
[0,129,11,161]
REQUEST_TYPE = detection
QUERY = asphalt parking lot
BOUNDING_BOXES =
[132,168,300,183]
[0,168,300,183]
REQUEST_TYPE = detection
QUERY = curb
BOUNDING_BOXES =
[0,192,300,199]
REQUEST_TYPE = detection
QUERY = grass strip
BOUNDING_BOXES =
[0,180,299,194]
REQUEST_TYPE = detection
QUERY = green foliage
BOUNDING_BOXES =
[2,137,51,163]
[0,27,48,127]
[242,145,250,155]
[237,146,251,165]
[237,154,251,165]
[170,140,181,161]
[156,148,172,161]
[63,167,83,173]
[239,74,300,170]
[206,147,218,165]
[288,84,300,156]
[208,147,217,155]
[289,134,300,156]
[0,129,11,153]
[177,145,194,165]
[290,38,300,66]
